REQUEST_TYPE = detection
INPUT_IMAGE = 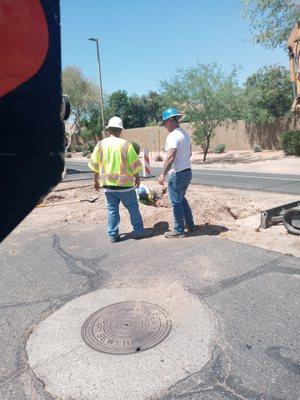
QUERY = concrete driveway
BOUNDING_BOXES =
[0,222,299,399]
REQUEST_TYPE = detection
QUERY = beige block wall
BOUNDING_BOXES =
[122,119,300,152]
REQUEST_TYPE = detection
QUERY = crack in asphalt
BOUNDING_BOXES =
[159,346,286,400]
[1,234,111,399]
[2,238,299,399]
[265,346,300,376]
[190,256,299,299]
[52,234,109,278]
[0,235,110,311]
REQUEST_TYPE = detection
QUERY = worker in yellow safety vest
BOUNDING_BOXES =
[89,116,152,242]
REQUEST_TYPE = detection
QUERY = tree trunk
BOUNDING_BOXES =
[65,119,78,152]
[203,135,210,162]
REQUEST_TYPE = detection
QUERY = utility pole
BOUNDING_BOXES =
[88,37,106,138]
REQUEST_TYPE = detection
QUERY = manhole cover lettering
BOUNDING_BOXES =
[81,301,172,354]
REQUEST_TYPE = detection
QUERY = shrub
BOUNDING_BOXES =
[155,155,163,162]
[82,150,90,157]
[253,144,262,153]
[74,145,83,152]
[281,130,300,156]
[131,142,140,155]
[81,129,96,141]
[86,141,96,152]
[66,152,72,158]
[214,144,226,154]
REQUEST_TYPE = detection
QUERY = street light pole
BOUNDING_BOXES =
[88,37,106,138]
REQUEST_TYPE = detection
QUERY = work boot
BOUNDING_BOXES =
[185,225,199,232]
[164,230,185,238]
[110,235,120,243]
[134,229,153,240]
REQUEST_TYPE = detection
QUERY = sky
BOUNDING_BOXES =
[60,0,288,96]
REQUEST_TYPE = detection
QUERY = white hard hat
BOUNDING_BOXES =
[106,116,124,130]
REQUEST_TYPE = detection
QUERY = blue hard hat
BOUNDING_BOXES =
[137,186,148,200]
[160,108,182,125]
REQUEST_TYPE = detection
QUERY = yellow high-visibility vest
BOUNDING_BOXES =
[88,136,142,187]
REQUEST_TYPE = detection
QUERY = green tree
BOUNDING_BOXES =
[243,65,293,123]
[80,106,102,143]
[161,63,242,162]
[106,91,166,128]
[81,94,110,142]
[108,91,155,128]
[142,91,164,125]
[241,0,299,48]
[62,66,99,148]
[127,92,166,127]
[108,90,130,125]
[127,95,147,128]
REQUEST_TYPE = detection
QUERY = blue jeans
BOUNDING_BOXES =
[105,190,144,238]
[168,170,194,234]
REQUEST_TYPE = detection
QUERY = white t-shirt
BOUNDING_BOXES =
[165,127,192,173]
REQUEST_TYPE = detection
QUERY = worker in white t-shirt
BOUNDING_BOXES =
[158,108,196,238]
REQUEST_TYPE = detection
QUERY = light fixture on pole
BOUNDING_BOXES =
[88,37,106,138]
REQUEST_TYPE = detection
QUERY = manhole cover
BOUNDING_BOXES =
[81,301,172,354]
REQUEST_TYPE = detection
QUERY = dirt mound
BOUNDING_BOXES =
[17,179,299,257]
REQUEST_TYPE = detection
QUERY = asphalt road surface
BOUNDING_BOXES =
[0,222,299,399]
[65,160,300,195]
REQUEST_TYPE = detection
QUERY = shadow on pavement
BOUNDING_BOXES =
[114,222,169,242]
[66,168,92,175]
[113,223,227,243]
[151,222,229,238]
[186,224,229,237]
[118,226,163,242]
[152,221,169,236]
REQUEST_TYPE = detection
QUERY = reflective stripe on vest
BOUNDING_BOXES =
[98,142,104,175]
[120,141,130,176]
[130,159,141,171]
[99,174,135,185]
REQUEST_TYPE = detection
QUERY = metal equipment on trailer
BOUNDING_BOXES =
[260,201,300,235]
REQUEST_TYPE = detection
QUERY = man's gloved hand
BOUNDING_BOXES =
[94,180,100,191]
[158,173,165,186]
[135,175,140,187]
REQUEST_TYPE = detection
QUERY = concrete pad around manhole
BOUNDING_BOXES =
[27,283,218,400]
